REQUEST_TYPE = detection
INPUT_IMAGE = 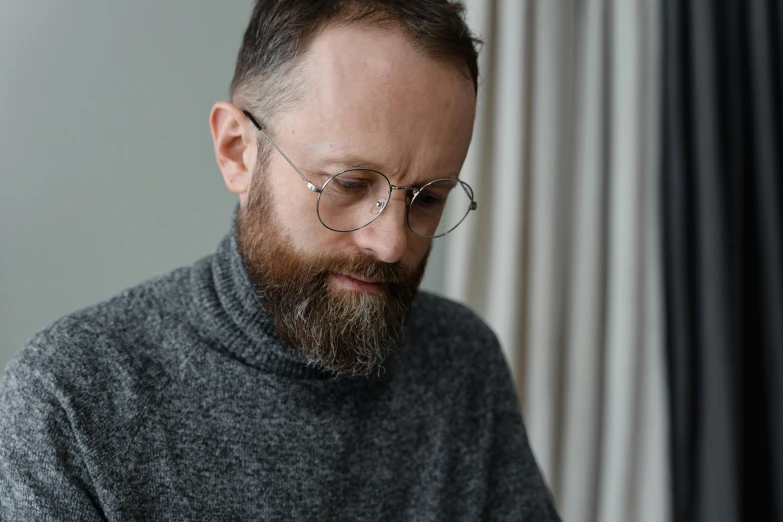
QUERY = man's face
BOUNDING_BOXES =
[235,24,476,376]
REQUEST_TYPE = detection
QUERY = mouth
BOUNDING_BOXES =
[329,272,388,292]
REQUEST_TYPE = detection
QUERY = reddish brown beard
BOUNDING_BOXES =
[235,168,428,377]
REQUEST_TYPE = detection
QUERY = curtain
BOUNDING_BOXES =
[446,1,670,521]
[662,1,783,521]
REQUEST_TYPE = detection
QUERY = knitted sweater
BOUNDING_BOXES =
[0,231,560,521]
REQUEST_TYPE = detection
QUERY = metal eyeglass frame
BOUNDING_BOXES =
[242,110,477,238]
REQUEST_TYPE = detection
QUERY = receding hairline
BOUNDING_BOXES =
[231,16,477,121]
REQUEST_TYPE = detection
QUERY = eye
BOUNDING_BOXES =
[334,177,369,191]
[321,170,388,205]
[415,192,445,208]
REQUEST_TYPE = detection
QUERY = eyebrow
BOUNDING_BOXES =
[318,155,387,174]
[315,155,461,187]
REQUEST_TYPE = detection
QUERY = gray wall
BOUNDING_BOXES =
[0,1,446,371]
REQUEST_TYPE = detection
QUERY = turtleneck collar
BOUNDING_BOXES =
[187,213,396,383]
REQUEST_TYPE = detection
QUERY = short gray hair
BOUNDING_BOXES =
[230,0,481,125]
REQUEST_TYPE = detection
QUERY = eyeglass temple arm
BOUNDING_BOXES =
[242,110,319,192]
[462,182,478,210]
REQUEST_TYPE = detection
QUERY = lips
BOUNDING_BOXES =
[329,272,389,292]
[338,273,385,284]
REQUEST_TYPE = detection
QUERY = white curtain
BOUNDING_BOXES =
[445,1,669,521]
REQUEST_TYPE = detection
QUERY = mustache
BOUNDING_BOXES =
[314,254,415,285]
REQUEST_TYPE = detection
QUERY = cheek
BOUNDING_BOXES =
[404,234,432,268]
[265,161,325,245]
[278,198,326,250]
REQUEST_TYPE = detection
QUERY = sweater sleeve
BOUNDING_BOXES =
[481,337,562,521]
[0,351,106,521]
[483,407,562,520]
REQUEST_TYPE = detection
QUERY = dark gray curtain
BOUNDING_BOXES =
[662,1,783,521]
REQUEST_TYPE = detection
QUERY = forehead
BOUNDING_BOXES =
[279,23,476,179]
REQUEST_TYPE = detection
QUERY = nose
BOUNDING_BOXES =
[351,194,409,264]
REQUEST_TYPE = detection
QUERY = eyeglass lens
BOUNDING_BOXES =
[316,170,473,238]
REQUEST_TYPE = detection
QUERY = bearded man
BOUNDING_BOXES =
[0,1,560,520]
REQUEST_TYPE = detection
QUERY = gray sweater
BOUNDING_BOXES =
[0,232,560,521]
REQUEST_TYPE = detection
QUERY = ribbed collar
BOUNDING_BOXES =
[187,213,396,383]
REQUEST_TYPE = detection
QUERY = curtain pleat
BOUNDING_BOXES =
[662,0,783,520]
[447,2,669,521]
[597,2,666,520]
[558,0,610,518]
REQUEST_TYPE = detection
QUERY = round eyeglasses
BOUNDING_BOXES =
[243,110,478,238]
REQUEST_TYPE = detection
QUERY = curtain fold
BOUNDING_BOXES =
[662,0,783,521]
[449,2,669,521]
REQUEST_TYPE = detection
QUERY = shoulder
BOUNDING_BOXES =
[404,291,510,381]
[0,263,200,448]
[10,264,194,374]
[401,291,521,414]
[408,290,500,348]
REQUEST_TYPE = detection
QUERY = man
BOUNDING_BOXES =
[0,1,560,520]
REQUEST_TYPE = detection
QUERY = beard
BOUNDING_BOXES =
[235,162,429,377]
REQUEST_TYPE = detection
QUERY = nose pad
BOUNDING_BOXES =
[370,198,386,216]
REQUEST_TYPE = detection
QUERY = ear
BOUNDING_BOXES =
[209,101,257,196]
